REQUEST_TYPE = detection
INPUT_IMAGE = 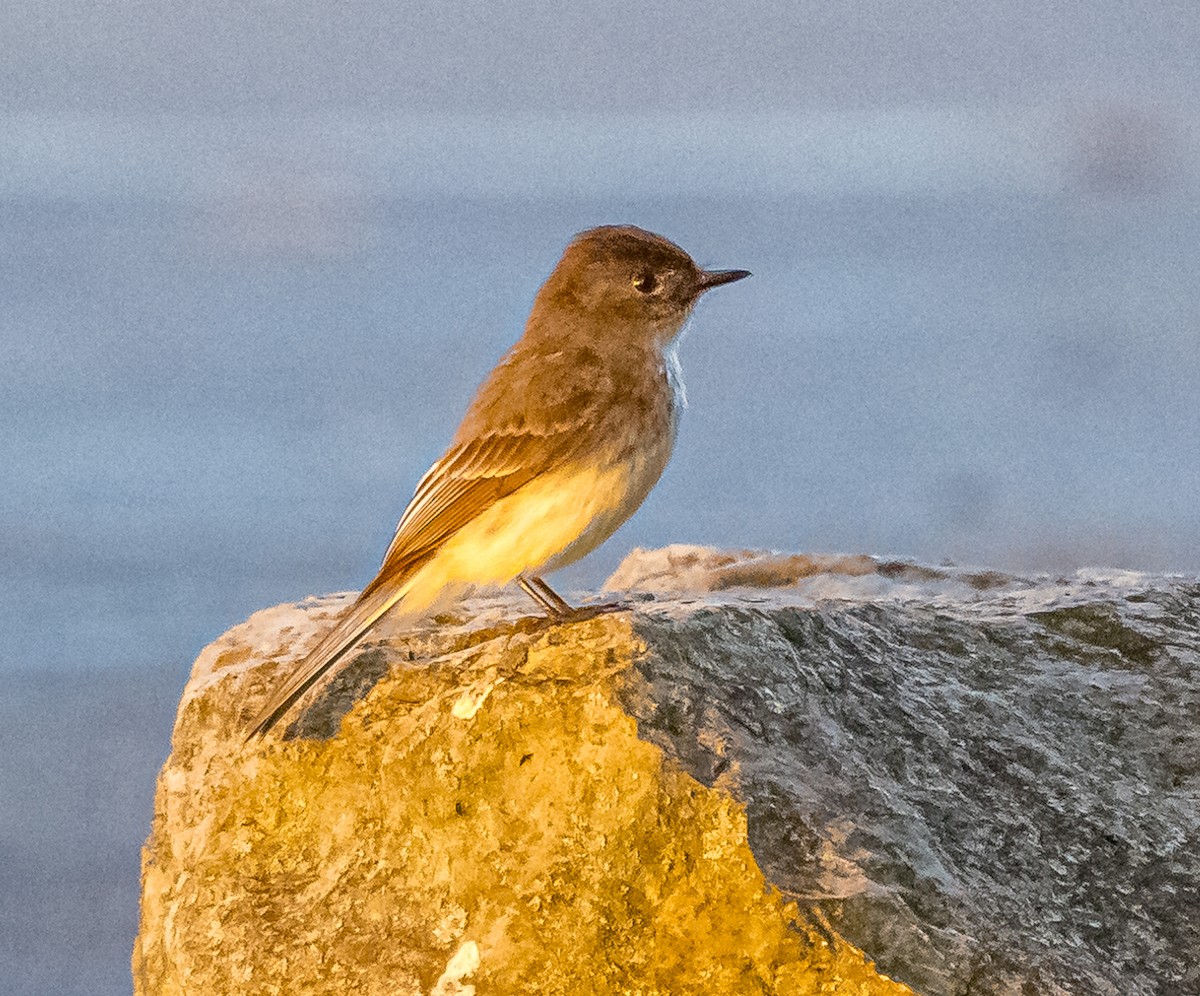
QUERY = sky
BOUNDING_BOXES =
[3,1,1199,116]
[4,2,1199,207]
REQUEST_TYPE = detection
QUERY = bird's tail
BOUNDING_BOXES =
[244,578,415,740]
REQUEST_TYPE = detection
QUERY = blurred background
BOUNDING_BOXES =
[2,2,1198,992]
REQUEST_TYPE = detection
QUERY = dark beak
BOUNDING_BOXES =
[697,268,752,292]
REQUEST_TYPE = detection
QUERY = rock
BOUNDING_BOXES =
[134,548,1200,995]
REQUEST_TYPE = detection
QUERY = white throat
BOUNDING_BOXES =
[663,317,691,412]
[663,342,687,413]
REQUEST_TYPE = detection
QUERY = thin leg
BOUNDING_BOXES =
[528,575,574,615]
[517,575,572,618]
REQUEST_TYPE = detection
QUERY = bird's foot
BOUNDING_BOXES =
[552,600,627,622]
[517,575,627,622]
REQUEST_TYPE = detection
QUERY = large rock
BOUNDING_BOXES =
[134,546,1200,995]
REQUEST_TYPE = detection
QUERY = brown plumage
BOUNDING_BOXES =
[246,225,749,738]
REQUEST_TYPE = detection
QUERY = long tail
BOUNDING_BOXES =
[244,578,415,740]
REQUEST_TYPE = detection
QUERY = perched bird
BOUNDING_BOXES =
[247,225,749,738]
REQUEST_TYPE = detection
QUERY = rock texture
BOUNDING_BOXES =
[135,547,1200,995]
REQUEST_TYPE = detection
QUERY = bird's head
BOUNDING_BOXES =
[530,225,750,349]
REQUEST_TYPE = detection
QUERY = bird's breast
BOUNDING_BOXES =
[536,427,675,574]
[410,432,673,590]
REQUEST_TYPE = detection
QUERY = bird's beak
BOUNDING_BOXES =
[696,268,752,292]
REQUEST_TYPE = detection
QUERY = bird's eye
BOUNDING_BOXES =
[632,272,658,294]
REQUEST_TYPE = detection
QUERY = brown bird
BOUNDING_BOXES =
[247,225,749,738]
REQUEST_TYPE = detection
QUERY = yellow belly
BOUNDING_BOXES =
[398,444,669,613]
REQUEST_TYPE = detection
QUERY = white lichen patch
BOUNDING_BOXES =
[451,678,505,720]
[430,940,480,996]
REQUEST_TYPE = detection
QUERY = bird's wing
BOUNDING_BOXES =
[369,423,581,595]
[376,430,547,581]
[245,424,583,740]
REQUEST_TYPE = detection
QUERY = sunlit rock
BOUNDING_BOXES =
[134,547,1200,995]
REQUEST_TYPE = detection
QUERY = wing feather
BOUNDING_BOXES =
[377,427,574,574]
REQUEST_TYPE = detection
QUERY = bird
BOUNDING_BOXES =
[246,225,749,738]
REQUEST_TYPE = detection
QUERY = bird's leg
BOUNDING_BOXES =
[531,575,583,615]
[517,574,574,617]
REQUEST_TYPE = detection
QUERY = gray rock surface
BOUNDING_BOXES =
[611,547,1200,994]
